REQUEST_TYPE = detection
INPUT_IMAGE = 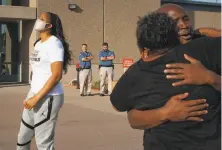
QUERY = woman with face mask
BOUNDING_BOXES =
[17,12,72,150]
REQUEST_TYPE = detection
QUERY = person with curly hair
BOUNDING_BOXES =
[16,12,72,150]
[110,12,221,150]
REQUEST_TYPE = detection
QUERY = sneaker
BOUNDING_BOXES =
[86,93,92,96]
[99,93,105,96]
[80,94,85,97]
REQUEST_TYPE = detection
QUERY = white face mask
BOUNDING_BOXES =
[34,19,50,31]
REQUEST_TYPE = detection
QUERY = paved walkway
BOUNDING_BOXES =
[0,85,143,150]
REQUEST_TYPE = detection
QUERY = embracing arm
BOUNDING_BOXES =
[198,27,221,37]
[206,70,221,91]
[165,55,221,92]
[165,37,221,92]
[128,107,167,129]
[127,93,208,130]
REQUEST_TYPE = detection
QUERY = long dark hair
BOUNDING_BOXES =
[34,12,72,74]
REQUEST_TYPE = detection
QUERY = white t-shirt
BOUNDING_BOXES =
[30,35,64,95]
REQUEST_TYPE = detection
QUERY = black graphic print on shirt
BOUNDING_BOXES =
[30,51,41,63]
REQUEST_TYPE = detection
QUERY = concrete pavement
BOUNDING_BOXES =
[0,85,143,150]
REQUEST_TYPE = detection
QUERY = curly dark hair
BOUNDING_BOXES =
[136,12,179,52]
[34,12,72,74]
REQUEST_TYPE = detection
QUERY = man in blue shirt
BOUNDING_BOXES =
[98,42,115,96]
[79,44,94,96]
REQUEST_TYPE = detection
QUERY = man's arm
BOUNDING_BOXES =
[82,57,88,61]
[197,27,221,37]
[165,54,221,91]
[81,53,93,62]
[87,55,94,61]
[207,71,221,91]
[101,54,115,61]
[82,57,93,61]
[128,107,167,130]
[128,93,208,129]
[99,52,106,61]
[106,56,115,60]
[101,56,114,61]
[111,66,209,130]
[86,52,94,61]
[165,37,221,91]
[106,51,115,60]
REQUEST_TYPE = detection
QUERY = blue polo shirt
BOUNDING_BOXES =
[79,51,92,69]
[98,50,115,66]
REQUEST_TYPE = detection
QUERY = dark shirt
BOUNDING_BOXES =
[110,37,221,150]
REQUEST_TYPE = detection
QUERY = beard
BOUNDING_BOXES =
[178,28,193,41]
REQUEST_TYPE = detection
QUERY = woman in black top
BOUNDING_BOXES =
[110,13,221,150]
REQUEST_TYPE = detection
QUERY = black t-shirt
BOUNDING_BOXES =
[110,37,221,150]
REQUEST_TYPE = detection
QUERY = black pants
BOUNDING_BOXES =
[76,70,80,89]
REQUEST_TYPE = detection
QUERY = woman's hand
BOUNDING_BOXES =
[162,93,208,122]
[24,96,39,110]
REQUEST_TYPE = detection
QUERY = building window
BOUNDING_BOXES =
[187,0,221,3]
[161,0,221,5]
[0,0,11,5]
[0,23,20,82]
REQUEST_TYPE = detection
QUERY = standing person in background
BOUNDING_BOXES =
[98,42,115,96]
[17,12,72,150]
[79,44,93,96]
[75,62,80,89]
[0,52,3,76]
[0,53,7,77]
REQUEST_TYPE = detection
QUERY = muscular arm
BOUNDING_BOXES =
[206,70,221,91]
[198,27,221,37]
[127,93,208,130]
[165,59,221,92]
[165,37,221,92]
[128,108,168,129]
[111,65,209,130]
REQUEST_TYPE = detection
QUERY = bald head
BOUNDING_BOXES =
[156,3,193,44]
[156,3,186,14]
